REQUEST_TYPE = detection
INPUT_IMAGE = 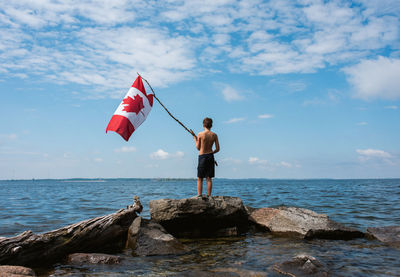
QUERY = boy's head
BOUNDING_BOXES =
[203,117,213,129]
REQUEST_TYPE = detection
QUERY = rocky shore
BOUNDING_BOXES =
[0,195,398,276]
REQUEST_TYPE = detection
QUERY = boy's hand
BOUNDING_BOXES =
[190,129,197,139]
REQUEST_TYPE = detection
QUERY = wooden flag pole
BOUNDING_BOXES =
[137,73,197,139]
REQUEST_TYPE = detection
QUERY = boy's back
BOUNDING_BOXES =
[197,130,218,155]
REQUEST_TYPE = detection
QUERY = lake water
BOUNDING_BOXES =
[0,178,399,276]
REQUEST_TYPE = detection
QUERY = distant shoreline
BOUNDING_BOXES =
[1,177,399,182]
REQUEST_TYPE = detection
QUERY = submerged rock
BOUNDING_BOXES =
[249,207,364,239]
[67,253,122,265]
[366,226,400,247]
[126,217,189,256]
[212,267,267,276]
[149,196,248,238]
[273,255,328,277]
[0,265,36,276]
[171,270,240,277]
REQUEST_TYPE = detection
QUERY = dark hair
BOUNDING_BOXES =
[203,117,213,129]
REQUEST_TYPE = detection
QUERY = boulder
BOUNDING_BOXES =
[126,217,189,256]
[149,196,248,238]
[273,255,328,277]
[67,253,122,265]
[366,226,400,247]
[0,265,36,276]
[249,207,364,239]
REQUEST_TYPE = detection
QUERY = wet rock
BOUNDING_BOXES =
[212,267,267,276]
[126,217,189,256]
[273,255,328,277]
[249,207,364,239]
[67,253,122,265]
[214,227,238,237]
[366,226,400,247]
[0,265,36,276]
[149,196,248,238]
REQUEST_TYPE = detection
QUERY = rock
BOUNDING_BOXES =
[366,226,400,247]
[0,265,36,276]
[149,196,249,238]
[126,217,189,256]
[171,271,240,277]
[273,255,328,277]
[67,253,122,265]
[212,267,267,277]
[249,207,364,239]
[244,206,257,215]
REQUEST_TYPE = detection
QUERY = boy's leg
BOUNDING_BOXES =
[197,177,203,196]
[206,177,212,196]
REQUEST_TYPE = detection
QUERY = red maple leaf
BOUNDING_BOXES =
[122,94,144,114]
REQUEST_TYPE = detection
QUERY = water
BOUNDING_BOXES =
[0,178,399,276]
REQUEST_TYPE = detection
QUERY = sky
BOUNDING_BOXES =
[0,0,399,179]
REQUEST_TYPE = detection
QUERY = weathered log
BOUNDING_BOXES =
[0,208,137,267]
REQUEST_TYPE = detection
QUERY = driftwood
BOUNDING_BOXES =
[0,208,137,267]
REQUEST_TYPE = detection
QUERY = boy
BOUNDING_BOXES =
[191,117,220,197]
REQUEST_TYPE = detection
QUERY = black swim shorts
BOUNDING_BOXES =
[197,153,215,178]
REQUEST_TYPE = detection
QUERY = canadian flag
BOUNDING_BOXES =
[106,76,153,141]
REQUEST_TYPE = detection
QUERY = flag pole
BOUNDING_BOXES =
[137,73,197,139]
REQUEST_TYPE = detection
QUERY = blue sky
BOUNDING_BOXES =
[0,0,399,179]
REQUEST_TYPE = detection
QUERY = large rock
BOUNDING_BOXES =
[0,265,36,276]
[126,217,189,256]
[273,255,328,277]
[67,253,122,265]
[149,196,248,238]
[366,226,400,247]
[250,207,364,239]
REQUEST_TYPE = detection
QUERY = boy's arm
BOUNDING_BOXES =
[213,134,220,154]
[193,133,201,150]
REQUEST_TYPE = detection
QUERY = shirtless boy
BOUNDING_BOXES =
[191,117,220,197]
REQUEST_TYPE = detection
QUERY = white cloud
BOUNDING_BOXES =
[0,133,18,142]
[249,157,301,169]
[224,117,245,124]
[221,85,244,102]
[356,148,393,163]
[357,122,368,126]
[258,114,274,119]
[150,149,184,160]
[114,146,136,153]
[221,157,242,165]
[150,149,169,160]
[356,149,391,158]
[279,161,292,168]
[0,0,399,97]
[7,134,17,140]
[94,158,103,162]
[384,105,398,109]
[248,157,268,165]
[344,57,400,100]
